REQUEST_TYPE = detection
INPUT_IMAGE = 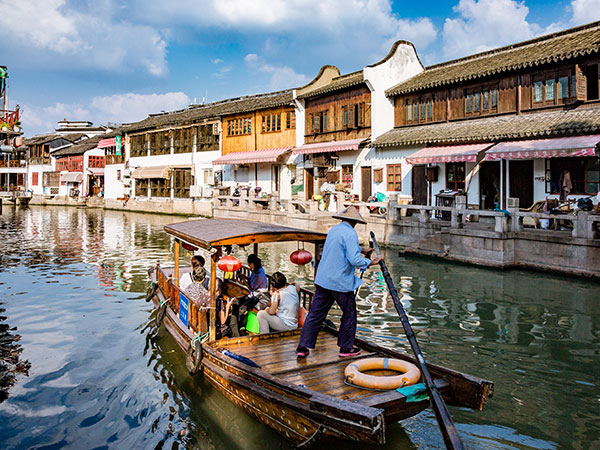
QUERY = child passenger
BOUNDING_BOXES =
[257,272,300,334]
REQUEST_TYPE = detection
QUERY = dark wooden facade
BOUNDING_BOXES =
[304,85,371,144]
[129,122,219,158]
[394,57,600,127]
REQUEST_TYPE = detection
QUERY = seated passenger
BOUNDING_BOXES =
[183,265,210,308]
[215,279,240,338]
[180,255,209,291]
[257,272,299,334]
[237,254,270,312]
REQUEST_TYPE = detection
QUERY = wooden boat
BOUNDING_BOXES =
[147,218,493,446]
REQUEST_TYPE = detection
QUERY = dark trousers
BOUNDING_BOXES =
[298,284,357,350]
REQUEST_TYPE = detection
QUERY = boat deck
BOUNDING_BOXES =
[222,331,413,405]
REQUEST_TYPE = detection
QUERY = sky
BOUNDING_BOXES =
[2,0,600,136]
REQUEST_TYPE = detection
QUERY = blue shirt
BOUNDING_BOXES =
[249,267,268,292]
[314,221,371,292]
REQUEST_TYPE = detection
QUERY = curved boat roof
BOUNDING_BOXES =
[164,218,327,249]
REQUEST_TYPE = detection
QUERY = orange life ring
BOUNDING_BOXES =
[344,357,421,390]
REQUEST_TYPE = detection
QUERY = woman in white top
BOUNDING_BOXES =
[179,255,209,291]
[257,272,300,334]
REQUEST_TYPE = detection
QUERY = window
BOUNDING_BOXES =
[558,77,569,99]
[130,135,146,157]
[135,178,149,197]
[407,101,412,121]
[466,94,472,113]
[533,81,543,102]
[343,108,348,127]
[173,168,192,198]
[227,118,252,136]
[43,171,60,187]
[88,156,104,168]
[373,168,383,184]
[342,165,353,184]
[32,172,38,186]
[386,164,402,191]
[446,162,465,191]
[150,178,170,197]
[426,100,433,119]
[572,75,577,98]
[285,111,295,129]
[420,103,426,120]
[412,104,418,121]
[262,114,281,132]
[546,157,599,195]
[491,89,498,108]
[545,79,555,101]
[322,111,328,131]
[473,92,481,112]
[483,91,489,110]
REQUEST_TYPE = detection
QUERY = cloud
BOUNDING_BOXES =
[212,58,224,64]
[244,54,310,90]
[0,0,167,76]
[21,92,190,136]
[569,0,600,25]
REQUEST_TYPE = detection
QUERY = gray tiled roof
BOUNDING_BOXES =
[52,135,105,157]
[296,71,365,99]
[372,105,600,147]
[386,21,600,96]
[123,90,293,134]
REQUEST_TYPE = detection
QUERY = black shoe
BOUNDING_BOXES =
[296,346,310,358]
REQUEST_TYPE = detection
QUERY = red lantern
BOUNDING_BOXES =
[290,249,312,266]
[217,255,242,272]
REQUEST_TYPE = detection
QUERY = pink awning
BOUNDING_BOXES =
[212,147,292,165]
[292,138,367,155]
[97,137,116,149]
[486,135,600,160]
[406,143,492,164]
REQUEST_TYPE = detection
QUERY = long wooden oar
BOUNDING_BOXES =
[370,231,465,450]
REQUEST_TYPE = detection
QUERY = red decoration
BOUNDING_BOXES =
[181,241,198,252]
[290,249,312,266]
[217,255,242,272]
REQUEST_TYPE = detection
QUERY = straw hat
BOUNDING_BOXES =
[333,205,367,224]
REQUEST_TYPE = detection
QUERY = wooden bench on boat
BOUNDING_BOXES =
[148,218,493,446]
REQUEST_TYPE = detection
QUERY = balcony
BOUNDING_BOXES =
[105,154,124,165]
[0,160,26,168]
[0,109,20,132]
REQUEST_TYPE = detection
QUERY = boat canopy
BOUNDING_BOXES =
[164,218,327,249]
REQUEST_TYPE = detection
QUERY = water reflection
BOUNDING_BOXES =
[0,205,598,450]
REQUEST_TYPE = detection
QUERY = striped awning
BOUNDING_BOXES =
[212,147,292,165]
[97,137,116,149]
[292,138,367,155]
[486,135,600,160]
[406,143,493,165]
[60,172,83,183]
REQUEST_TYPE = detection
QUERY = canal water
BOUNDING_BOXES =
[0,206,598,450]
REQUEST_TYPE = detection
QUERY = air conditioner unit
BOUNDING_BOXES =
[190,185,203,198]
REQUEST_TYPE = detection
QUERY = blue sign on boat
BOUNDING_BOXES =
[179,293,189,327]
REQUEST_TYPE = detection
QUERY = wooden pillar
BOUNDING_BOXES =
[209,247,221,341]
[253,243,258,256]
[174,240,180,287]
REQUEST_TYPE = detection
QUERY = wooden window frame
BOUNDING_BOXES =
[32,172,38,186]
[342,164,353,184]
[386,164,402,192]
[446,162,466,192]
[285,111,296,129]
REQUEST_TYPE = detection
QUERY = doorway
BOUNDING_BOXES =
[304,168,314,200]
[272,165,280,194]
[412,165,427,205]
[479,161,500,209]
[509,160,534,209]
[361,166,372,201]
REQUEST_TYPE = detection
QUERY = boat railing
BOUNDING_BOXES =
[156,263,208,335]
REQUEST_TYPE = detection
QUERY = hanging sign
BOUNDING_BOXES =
[179,293,189,327]
[116,136,122,156]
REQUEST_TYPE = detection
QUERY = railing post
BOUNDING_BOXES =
[419,209,430,223]
[359,204,370,220]
[573,211,593,239]
[508,208,521,232]
[287,200,295,215]
[336,193,344,211]
[495,215,508,233]
[388,194,399,221]
[451,208,463,229]
[309,200,318,216]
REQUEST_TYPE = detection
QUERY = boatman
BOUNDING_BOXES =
[296,206,383,358]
